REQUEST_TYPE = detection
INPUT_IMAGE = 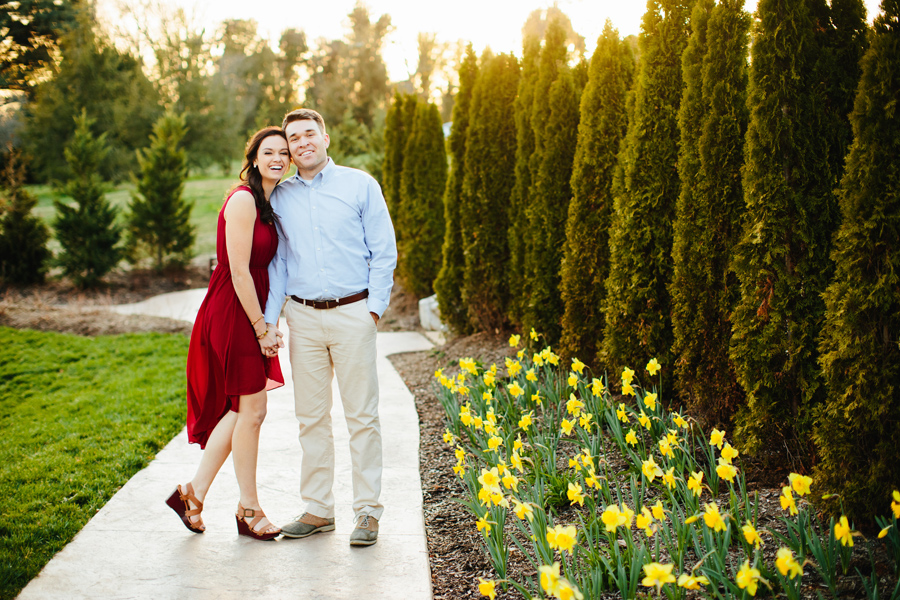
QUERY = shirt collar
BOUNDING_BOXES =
[294,157,334,186]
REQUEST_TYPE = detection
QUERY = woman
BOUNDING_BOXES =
[166,126,288,540]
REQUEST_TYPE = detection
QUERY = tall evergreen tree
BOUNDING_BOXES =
[0,149,50,284]
[398,101,447,299]
[729,0,858,457]
[602,0,693,384]
[435,45,478,333]
[54,111,122,288]
[816,0,900,522]
[383,91,414,218]
[521,17,572,343]
[671,0,750,426]
[507,34,541,325]
[460,52,520,331]
[559,21,634,365]
[126,112,194,271]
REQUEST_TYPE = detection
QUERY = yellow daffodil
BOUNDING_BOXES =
[560,418,575,435]
[539,563,561,595]
[685,514,701,524]
[743,521,762,548]
[572,357,586,374]
[659,437,674,459]
[601,504,627,533]
[638,411,651,430]
[487,436,503,451]
[457,372,466,383]
[510,451,523,472]
[776,547,803,579]
[556,580,584,600]
[626,429,639,446]
[509,334,520,347]
[568,455,582,472]
[458,384,470,396]
[478,467,501,491]
[483,421,497,436]
[459,357,477,375]
[506,359,522,377]
[578,412,593,430]
[533,353,544,367]
[641,562,676,591]
[483,371,496,387]
[617,403,629,423]
[835,515,854,547]
[476,512,491,533]
[530,328,538,341]
[621,504,635,528]
[461,412,474,427]
[677,573,709,590]
[736,561,761,596]
[789,473,812,497]
[496,462,507,476]
[710,428,725,449]
[721,443,739,464]
[508,381,524,397]
[703,503,727,533]
[546,524,577,554]
[482,390,493,403]
[513,498,534,521]
[591,378,604,396]
[646,358,661,375]
[518,412,533,431]
[567,373,578,387]
[636,507,655,537]
[517,349,525,359]
[443,429,454,445]
[642,457,663,482]
[531,392,542,405]
[514,434,524,452]
[585,470,600,489]
[566,394,584,416]
[674,414,688,428]
[879,526,891,539]
[455,445,466,462]
[688,471,703,497]
[547,351,559,366]
[501,473,519,492]
[663,467,676,490]
[716,457,738,483]
[453,464,465,477]
[478,578,496,599]
[643,392,658,411]
[473,415,483,430]
[622,382,636,396]
[526,368,537,382]
[779,485,798,516]
[892,490,900,519]
[652,500,666,521]
[567,482,585,506]
[434,368,443,379]
[622,366,635,385]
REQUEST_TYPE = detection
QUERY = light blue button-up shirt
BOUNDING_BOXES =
[264,158,397,323]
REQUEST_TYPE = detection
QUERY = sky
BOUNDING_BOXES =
[99,0,885,82]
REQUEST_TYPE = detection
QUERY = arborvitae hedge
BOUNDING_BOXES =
[460,52,520,331]
[670,0,749,426]
[383,92,417,236]
[507,35,540,326]
[398,101,447,299]
[816,0,900,522]
[602,0,692,386]
[434,46,477,333]
[54,111,122,288]
[522,17,571,344]
[0,150,50,285]
[559,21,634,365]
[729,0,853,458]
[126,112,194,271]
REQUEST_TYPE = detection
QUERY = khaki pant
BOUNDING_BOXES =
[284,298,383,521]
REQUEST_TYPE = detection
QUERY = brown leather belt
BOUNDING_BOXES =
[291,290,368,309]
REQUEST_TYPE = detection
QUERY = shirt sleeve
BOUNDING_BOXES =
[361,176,397,317]
[264,219,289,324]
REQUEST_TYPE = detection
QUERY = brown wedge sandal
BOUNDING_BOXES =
[236,504,281,541]
[165,483,205,533]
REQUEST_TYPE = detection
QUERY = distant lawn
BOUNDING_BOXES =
[0,327,189,600]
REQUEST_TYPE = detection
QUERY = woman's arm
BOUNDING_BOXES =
[224,191,276,353]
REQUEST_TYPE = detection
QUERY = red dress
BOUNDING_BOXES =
[185,186,284,448]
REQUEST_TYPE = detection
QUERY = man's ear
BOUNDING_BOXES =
[323,133,330,149]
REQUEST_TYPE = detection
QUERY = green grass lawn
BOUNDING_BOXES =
[0,327,190,600]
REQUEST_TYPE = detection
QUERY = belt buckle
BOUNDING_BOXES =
[326,299,338,309]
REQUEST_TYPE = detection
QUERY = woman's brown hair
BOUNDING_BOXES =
[230,126,287,224]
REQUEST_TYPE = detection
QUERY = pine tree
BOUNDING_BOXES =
[559,21,634,366]
[729,0,856,457]
[507,34,541,325]
[670,0,750,425]
[0,149,51,284]
[126,112,194,271]
[398,101,447,299]
[54,110,122,288]
[521,16,572,343]
[386,94,420,247]
[816,0,900,522]
[460,52,520,331]
[434,45,478,333]
[602,0,693,385]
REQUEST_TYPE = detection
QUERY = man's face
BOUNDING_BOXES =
[285,119,329,177]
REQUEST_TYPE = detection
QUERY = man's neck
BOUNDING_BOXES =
[299,158,329,181]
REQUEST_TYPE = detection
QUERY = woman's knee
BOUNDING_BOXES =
[238,393,267,427]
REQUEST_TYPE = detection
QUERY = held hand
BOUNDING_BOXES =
[269,324,286,349]
[370,312,379,326]
[259,328,279,356]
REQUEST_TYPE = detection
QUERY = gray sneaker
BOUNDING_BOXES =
[280,513,335,539]
[349,515,378,546]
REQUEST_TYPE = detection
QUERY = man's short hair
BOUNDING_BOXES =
[282,108,326,135]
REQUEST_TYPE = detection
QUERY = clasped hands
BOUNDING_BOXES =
[258,324,285,357]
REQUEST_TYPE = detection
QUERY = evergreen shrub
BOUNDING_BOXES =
[0,150,50,284]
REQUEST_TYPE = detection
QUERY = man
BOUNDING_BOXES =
[263,108,397,546]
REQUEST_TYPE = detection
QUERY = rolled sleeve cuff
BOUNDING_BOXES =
[367,298,388,318]
[264,297,285,324]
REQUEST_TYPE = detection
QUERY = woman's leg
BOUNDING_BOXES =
[180,410,238,525]
[232,389,276,531]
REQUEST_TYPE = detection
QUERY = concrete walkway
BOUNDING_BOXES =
[20,290,434,599]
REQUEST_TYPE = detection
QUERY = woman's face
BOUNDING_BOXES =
[255,135,290,184]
